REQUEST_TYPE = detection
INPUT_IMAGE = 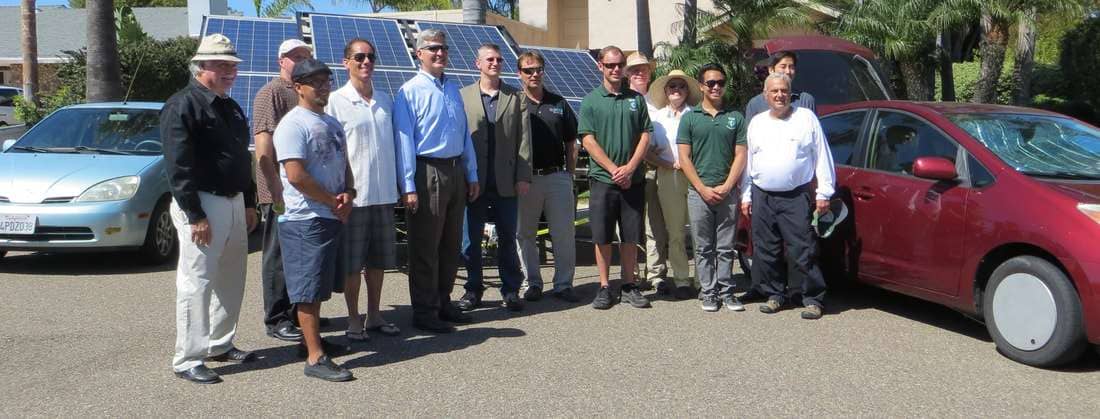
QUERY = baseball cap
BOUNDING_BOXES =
[278,39,311,58]
[291,58,333,83]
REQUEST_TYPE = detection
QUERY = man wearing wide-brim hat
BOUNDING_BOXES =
[644,69,702,300]
[161,33,258,384]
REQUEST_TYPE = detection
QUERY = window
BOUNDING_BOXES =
[967,154,995,187]
[792,51,891,106]
[870,111,958,174]
[821,111,866,165]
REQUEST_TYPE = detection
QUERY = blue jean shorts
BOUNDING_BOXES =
[279,217,344,304]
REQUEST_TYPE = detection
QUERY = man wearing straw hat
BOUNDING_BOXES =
[161,33,258,384]
[646,69,702,300]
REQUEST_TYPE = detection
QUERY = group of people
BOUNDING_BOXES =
[161,29,835,385]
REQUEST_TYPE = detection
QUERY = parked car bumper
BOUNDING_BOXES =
[0,200,151,251]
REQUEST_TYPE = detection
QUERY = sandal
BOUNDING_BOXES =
[365,322,401,336]
[346,328,370,342]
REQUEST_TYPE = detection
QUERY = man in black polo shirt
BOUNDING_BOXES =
[514,50,580,303]
[161,34,259,384]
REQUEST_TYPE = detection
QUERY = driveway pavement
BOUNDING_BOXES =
[1,247,1098,417]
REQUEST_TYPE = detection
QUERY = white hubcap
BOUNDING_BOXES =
[992,273,1057,351]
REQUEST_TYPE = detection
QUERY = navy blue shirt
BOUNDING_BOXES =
[480,91,499,192]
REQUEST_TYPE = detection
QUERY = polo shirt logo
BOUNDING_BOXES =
[629,98,638,112]
[551,106,564,115]
[726,117,736,129]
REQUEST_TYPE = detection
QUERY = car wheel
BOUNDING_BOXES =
[982,255,1088,367]
[140,200,178,265]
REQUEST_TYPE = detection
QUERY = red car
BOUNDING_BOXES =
[739,101,1100,367]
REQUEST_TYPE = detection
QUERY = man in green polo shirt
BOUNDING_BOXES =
[677,63,748,313]
[579,45,653,310]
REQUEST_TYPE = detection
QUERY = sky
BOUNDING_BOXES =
[0,0,379,17]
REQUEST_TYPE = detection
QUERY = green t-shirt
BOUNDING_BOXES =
[577,83,653,185]
[676,106,747,187]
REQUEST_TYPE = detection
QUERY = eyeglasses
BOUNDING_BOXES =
[421,45,449,53]
[703,79,726,88]
[483,57,504,63]
[601,62,625,70]
[520,66,544,75]
[349,52,376,63]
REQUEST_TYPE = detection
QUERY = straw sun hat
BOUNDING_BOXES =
[648,70,702,109]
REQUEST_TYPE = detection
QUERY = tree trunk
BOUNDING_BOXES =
[86,0,124,102]
[636,0,653,58]
[938,31,955,101]
[682,0,697,47]
[973,11,1009,103]
[21,0,38,103]
[899,60,934,101]
[462,0,485,24]
[1011,7,1037,106]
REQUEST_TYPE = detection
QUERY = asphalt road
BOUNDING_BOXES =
[2,244,1098,417]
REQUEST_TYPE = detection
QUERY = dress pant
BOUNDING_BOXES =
[749,184,827,307]
[655,167,693,286]
[407,159,467,320]
[643,169,668,283]
[462,188,523,296]
[170,192,247,372]
[259,203,295,330]
[516,171,576,292]
[687,188,738,298]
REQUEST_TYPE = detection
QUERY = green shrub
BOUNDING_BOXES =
[1031,94,1098,126]
[59,35,199,103]
[12,86,83,125]
[1060,17,1100,107]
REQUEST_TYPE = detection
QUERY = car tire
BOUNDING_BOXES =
[982,255,1087,367]
[139,199,178,265]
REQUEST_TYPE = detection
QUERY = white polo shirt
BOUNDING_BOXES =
[740,106,836,203]
[325,82,400,207]
[651,104,690,165]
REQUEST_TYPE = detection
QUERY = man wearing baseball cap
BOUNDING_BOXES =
[162,33,258,384]
[253,38,313,343]
[274,58,356,381]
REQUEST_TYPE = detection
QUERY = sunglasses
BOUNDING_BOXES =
[666,82,688,90]
[520,66,544,75]
[298,77,331,89]
[421,45,449,53]
[703,79,726,88]
[483,56,504,63]
[601,62,625,70]
[348,52,376,63]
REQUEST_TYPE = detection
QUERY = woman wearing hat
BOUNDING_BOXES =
[645,69,703,300]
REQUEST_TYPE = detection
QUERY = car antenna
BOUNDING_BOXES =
[122,45,150,104]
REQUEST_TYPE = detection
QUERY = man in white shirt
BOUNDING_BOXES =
[625,52,668,291]
[739,72,835,320]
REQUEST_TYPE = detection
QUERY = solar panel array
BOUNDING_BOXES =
[307,14,416,69]
[416,22,520,74]
[202,16,299,74]
[226,74,276,120]
[520,46,603,100]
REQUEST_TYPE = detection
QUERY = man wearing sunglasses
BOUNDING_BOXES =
[253,38,312,344]
[456,43,533,313]
[579,45,653,310]
[394,29,480,333]
[513,50,580,303]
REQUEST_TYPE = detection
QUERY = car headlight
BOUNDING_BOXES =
[74,176,140,202]
[1079,203,1100,225]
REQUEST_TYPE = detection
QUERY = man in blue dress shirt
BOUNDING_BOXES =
[393,29,481,333]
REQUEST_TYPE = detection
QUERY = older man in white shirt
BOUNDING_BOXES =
[740,72,835,320]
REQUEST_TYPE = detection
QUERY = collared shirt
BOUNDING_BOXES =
[392,71,478,194]
[651,104,691,166]
[740,106,835,203]
[161,79,257,223]
[325,82,399,207]
[525,89,576,170]
[480,90,499,191]
[251,76,299,204]
[577,82,653,185]
[273,106,348,221]
[744,91,816,121]
[677,105,747,188]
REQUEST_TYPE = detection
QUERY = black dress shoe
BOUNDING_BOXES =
[268,324,303,342]
[413,317,456,333]
[175,365,221,384]
[456,290,482,311]
[206,347,256,363]
[502,292,524,312]
[439,304,474,324]
[523,286,543,301]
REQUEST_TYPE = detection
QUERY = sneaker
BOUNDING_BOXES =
[759,299,782,314]
[701,294,720,312]
[304,355,354,382]
[592,286,614,310]
[801,304,823,320]
[620,284,651,308]
[674,285,697,301]
[523,286,543,302]
[456,290,482,311]
[722,295,745,312]
[552,288,581,303]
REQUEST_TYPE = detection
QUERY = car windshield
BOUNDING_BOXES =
[792,50,891,106]
[948,113,1100,179]
[10,107,161,155]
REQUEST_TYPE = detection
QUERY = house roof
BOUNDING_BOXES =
[0,6,189,65]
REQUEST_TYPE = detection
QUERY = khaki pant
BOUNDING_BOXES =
[643,169,667,283]
[656,167,693,286]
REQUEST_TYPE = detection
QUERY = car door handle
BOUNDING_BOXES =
[853,190,876,200]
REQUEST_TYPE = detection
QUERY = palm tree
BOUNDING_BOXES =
[682,0,698,47]
[463,0,485,24]
[364,0,455,13]
[21,0,37,103]
[636,0,653,59]
[86,0,124,102]
[1008,2,1088,105]
[253,0,314,18]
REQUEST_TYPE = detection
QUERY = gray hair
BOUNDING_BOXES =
[763,72,791,90]
[189,61,204,77]
[416,29,447,49]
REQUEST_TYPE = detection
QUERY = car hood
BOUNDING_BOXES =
[1039,180,1100,204]
[0,153,158,203]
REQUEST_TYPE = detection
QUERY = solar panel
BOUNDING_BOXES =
[416,22,519,74]
[226,74,276,125]
[306,14,416,69]
[330,70,521,98]
[519,46,602,100]
[567,99,583,116]
[202,16,300,74]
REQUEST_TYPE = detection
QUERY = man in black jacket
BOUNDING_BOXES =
[161,33,259,384]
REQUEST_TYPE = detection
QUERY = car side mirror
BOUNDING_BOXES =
[2,139,16,151]
[912,156,957,181]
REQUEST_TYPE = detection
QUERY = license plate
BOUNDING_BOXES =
[0,214,36,235]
